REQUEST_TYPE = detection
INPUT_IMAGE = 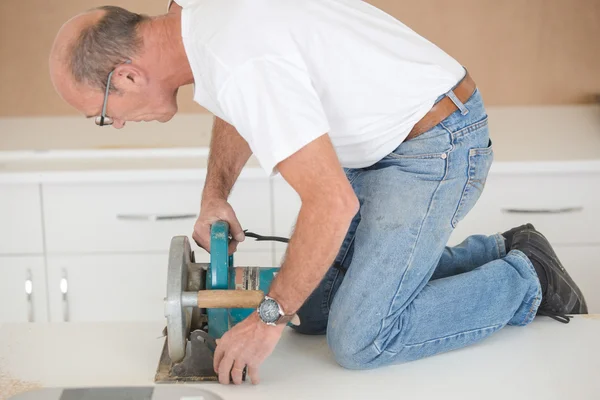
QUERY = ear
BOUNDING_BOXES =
[111,62,148,93]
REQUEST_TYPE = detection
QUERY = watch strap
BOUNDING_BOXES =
[276,313,297,326]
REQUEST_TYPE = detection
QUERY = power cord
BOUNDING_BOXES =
[243,230,290,243]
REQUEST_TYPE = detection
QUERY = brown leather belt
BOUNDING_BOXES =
[405,72,477,141]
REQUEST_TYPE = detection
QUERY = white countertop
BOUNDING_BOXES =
[1,317,599,400]
[0,104,599,183]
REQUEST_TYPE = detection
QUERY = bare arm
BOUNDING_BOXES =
[203,117,252,201]
[267,134,360,314]
[193,117,253,252]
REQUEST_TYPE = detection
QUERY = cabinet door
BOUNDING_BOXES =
[448,172,600,247]
[553,245,600,314]
[0,257,47,322]
[42,178,272,255]
[45,251,276,323]
[0,184,44,254]
[47,254,169,323]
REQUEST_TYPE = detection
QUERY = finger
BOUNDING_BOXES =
[218,356,235,385]
[247,365,260,385]
[193,230,210,252]
[230,360,246,385]
[226,212,245,243]
[228,240,239,255]
[213,342,225,374]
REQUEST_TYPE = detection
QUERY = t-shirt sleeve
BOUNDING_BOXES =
[218,56,330,176]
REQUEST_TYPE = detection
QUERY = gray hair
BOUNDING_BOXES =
[70,6,148,92]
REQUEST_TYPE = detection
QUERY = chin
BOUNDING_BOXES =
[159,114,174,123]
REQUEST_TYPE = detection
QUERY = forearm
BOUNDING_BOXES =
[268,198,358,314]
[202,117,252,202]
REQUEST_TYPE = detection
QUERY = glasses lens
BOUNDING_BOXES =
[94,116,114,126]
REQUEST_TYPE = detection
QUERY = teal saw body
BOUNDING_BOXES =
[207,221,278,339]
[159,220,281,382]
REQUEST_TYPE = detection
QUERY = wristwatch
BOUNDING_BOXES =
[257,296,295,326]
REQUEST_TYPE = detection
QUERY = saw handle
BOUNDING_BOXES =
[197,290,264,309]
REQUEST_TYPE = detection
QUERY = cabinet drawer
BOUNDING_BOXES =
[0,256,47,323]
[43,179,273,254]
[0,184,43,254]
[47,251,275,323]
[450,172,600,246]
[47,254,168,322]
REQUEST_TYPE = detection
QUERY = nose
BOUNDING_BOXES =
[112,119,126,129]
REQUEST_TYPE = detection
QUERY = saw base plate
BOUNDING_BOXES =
[155,330,218,383]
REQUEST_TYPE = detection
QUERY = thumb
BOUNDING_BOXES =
[229,218,246,243]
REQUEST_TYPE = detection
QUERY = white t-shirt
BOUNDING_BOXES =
[170,0,465,175]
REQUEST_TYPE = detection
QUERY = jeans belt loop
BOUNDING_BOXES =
[446,89,469,116]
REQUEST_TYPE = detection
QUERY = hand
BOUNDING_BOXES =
[193,197,245,254]
[213,312,285,385]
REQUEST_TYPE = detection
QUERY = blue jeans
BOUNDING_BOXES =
[291,87,542,369]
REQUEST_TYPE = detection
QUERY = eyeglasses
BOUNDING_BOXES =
[94,60,131,126]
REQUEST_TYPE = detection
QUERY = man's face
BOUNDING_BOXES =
[66,64,179,129]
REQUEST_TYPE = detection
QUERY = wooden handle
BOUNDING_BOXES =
[197,290,265,309]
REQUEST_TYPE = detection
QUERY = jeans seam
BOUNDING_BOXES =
[506,250,543,325]
[324,220,358,313]
[494,233,507,258]
[322,268,340,315]
[345,170,359,186]
[385,152,448,160]
[374,174,446,350]
[451,150,476,227]
[439,120,453,136]
[450,117,489,141]
[380,324,503,355]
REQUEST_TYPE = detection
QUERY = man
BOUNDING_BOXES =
[49,0,588,385]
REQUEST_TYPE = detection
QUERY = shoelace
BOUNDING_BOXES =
[537,300,572,324]
[243,230,290,243]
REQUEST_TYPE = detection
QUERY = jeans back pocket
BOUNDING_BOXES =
[451,140,494,228]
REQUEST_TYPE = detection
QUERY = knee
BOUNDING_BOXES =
[327,323,375,370]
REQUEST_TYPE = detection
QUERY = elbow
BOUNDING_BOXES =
[322,190,360,221]
[300,185,359,223]
[341,191,360,218]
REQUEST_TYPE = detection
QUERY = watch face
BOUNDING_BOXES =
[259,298,280,324]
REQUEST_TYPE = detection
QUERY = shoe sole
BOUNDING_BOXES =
[521,229,588,314]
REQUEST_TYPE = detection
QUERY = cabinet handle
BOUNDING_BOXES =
[60,269,69,322]
[501,207,583,215]
[116,213,197,221]
[25,269,33,323]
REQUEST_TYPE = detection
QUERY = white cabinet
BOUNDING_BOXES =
[45,251,276,323]
[553,245,600,313]
[39,176,276,323]
[46,254,169,322]
[42,178,273,255]
[0,256,47,322]
[0,158,598,325]
[0,184,44,255]
[449,171,600,246]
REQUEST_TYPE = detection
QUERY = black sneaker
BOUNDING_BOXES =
[502,223,535,253]
[511,228,588,324]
